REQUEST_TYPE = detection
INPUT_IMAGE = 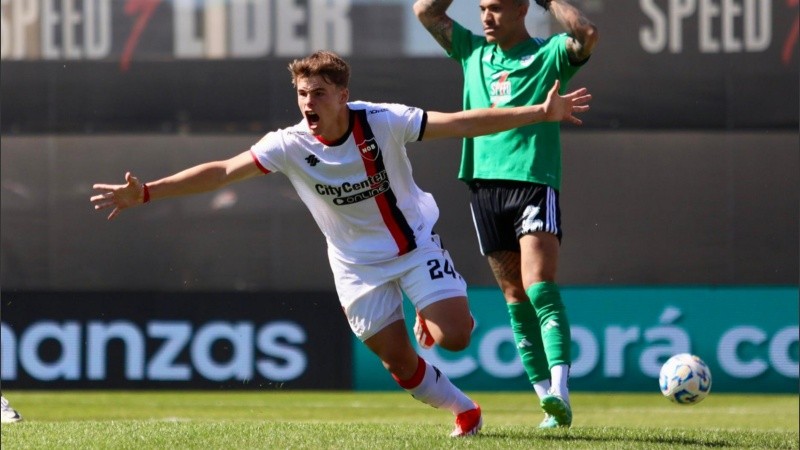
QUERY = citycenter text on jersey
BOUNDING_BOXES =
[316,170,391,205]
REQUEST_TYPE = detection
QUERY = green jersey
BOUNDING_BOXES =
[449,22,583,190]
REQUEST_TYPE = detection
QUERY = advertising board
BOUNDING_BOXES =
[1,291,353,389]
[354,287,799,393]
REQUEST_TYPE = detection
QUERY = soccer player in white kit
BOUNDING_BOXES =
[90,51,591,437]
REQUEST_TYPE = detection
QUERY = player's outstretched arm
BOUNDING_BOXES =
[90,150,262,220]
[413,0,455,53]
[423,80,591,140]
[550,0,599,63]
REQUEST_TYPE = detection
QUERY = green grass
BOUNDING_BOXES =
[1,391,797,449]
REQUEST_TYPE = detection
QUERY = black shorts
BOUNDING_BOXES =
[468,180,562,255]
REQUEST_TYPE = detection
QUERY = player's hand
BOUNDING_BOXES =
[535,0,552,11]
[543,79,592,126]
[90,171,146,220]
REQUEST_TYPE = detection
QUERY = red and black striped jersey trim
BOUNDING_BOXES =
[352,109,417,256]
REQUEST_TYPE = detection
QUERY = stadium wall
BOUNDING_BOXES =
[1,131,797,291]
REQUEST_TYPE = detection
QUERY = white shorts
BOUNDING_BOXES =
[329,234,468,341]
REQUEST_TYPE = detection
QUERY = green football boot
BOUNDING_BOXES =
[538,413,558,429]
[540,394,572,428]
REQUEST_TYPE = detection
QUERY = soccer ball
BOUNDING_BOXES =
[658,353,712,405]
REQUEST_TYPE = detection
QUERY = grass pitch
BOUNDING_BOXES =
[0,391,797,449]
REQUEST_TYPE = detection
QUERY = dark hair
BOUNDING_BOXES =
[288,51,350,88]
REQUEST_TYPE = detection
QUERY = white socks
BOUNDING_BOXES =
[533,380,552,399]
[394,356,475,415]
[549,364,570,404]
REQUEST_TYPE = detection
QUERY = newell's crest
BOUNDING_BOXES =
[357,138,380,161]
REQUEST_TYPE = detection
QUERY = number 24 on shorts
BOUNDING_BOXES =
[427,258,460,280]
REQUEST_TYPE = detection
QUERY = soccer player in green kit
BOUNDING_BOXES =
[413,0,598,429]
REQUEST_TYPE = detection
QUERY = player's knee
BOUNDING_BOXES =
[439,327,472,351]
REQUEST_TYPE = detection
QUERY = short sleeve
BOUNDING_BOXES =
[385,103,425,144]
[449,21,481,62]
[249,131,286,174]
[552,33,583,79]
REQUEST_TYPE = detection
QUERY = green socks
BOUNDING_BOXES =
[507,301,551,384]
[506,282,572,386]
[526,281,571,367]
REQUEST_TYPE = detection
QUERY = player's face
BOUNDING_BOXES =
[296,75,349,139]
[479,0,527,46]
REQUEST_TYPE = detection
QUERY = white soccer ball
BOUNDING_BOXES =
[659,353,712,405]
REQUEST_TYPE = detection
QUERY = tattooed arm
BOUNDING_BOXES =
[550,0,599,64]
[413,0,455,53]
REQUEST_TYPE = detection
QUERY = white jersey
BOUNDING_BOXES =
[250,101,440,264]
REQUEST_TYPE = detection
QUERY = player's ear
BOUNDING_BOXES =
[340,87,349,104]
[517,1,529,20]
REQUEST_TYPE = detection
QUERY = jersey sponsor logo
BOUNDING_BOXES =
[490,71,511,106]
[315,170,391,206]
[332,180,391,206]
[490,71,507,80]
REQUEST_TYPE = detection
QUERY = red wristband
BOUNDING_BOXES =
[142,183,150,204]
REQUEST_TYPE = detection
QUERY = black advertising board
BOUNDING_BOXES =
[581,0,799,129]
[0,291,353,389]
[1,1,797,132]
